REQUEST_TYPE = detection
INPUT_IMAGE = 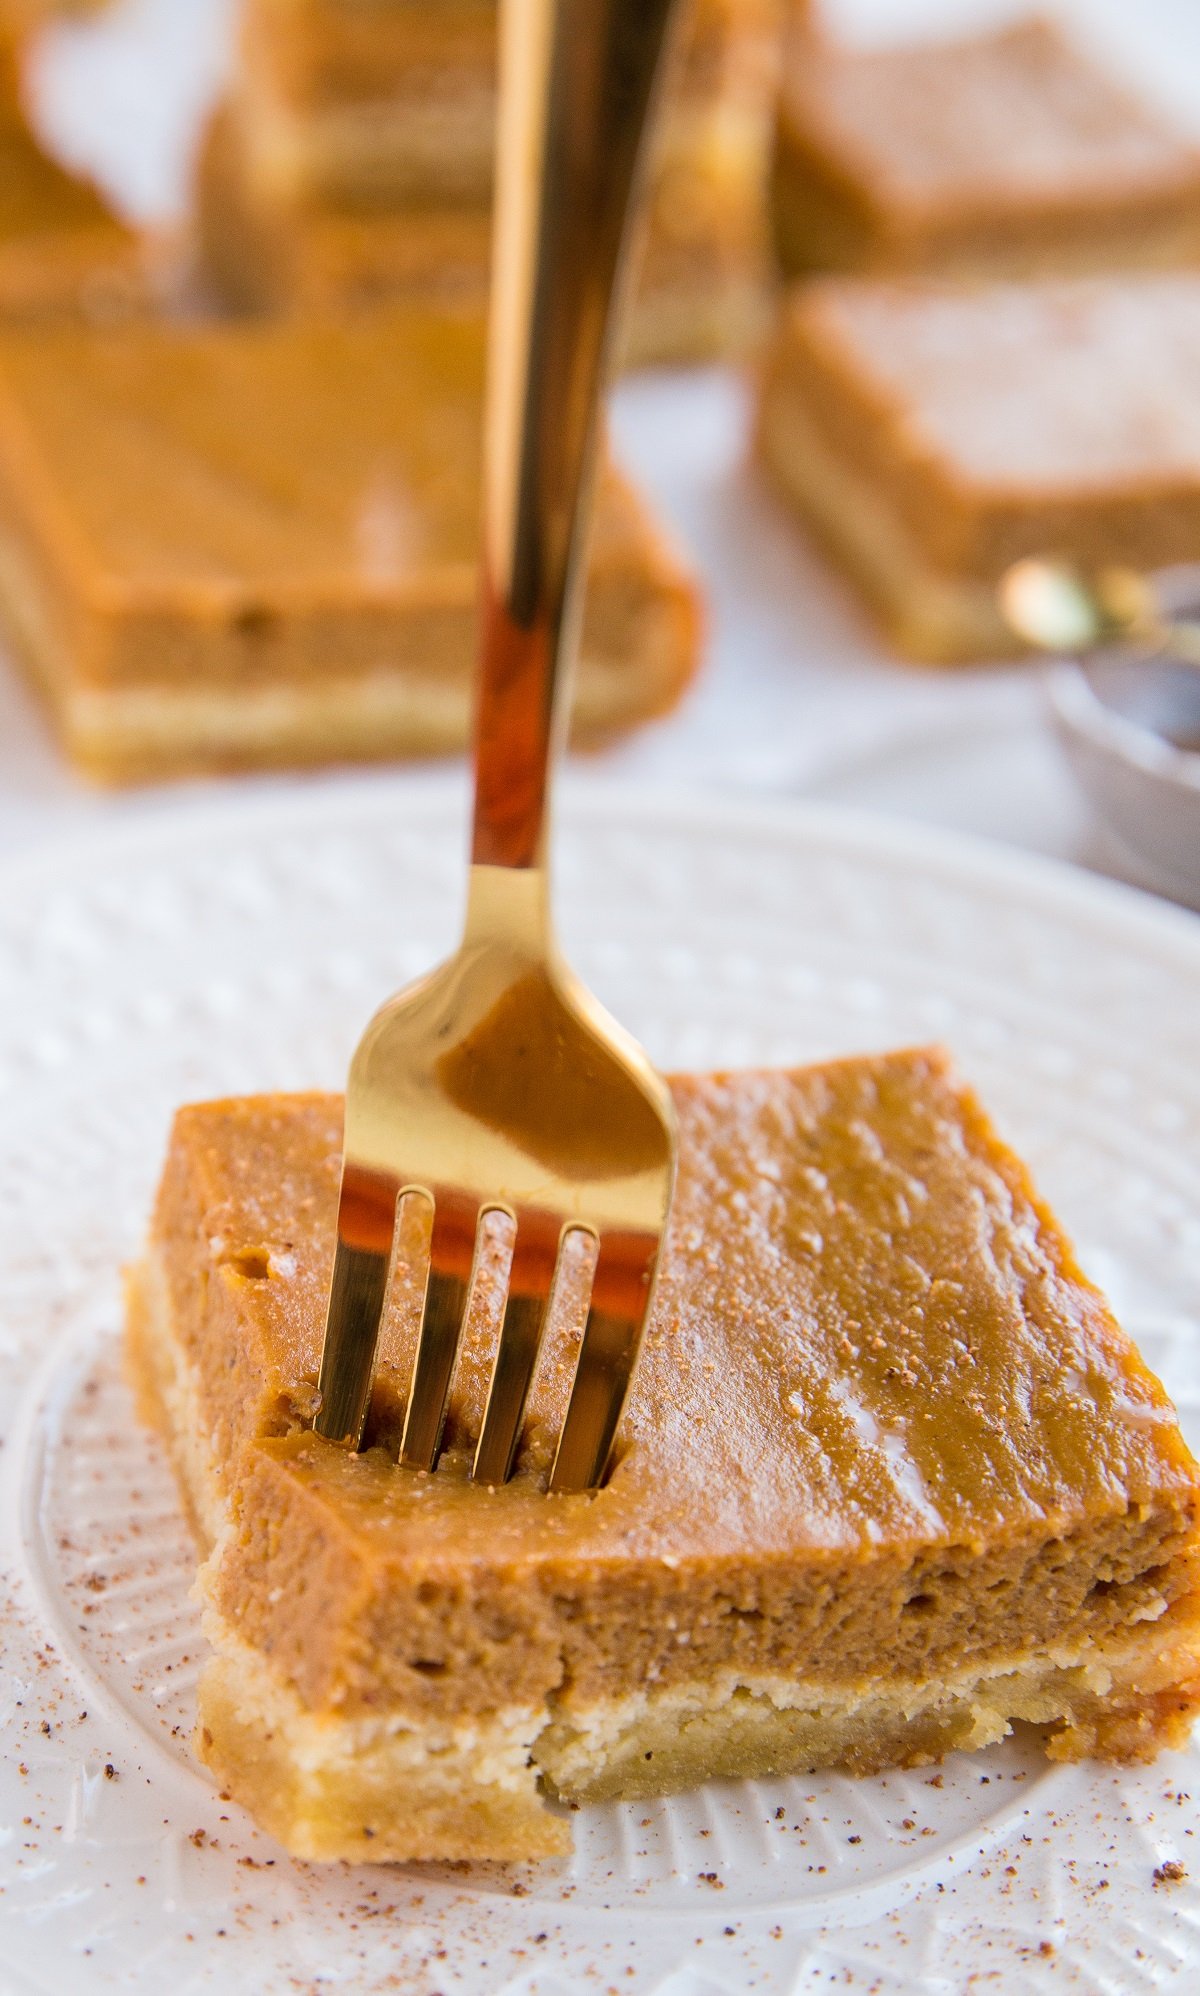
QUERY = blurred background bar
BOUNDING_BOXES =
[0,0,1196,907]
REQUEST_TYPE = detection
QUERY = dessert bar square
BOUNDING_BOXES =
[0,307,700,779]
[240,0,498,126]
[198,94,771,364]
[236,0,780,122]
[196,105,492,317]
[235,0,498,209]
[772,17,1200,283]
[232,0,782,209]
[757,271,1200,661]
[197,0,787,362]
[126,1050,1200,1862]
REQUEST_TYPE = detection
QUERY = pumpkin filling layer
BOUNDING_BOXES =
[125,1050,1200,1861]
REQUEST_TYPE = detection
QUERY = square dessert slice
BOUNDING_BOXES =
[772,17,1200,283]
[236,0,498,209]
[239,0,497,125]
[0,307,700,780]
[195,104,493,318]
[233,0,786,127]
[197,91,772,364]
[126,1051,1200,1862]
[757,271,1200,662]
[196,0,786,362]
[230,0,783,210]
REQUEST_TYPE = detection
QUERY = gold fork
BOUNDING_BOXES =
[313,0,681,1492]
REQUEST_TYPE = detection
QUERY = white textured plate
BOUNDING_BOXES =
[2,775,1199,1995]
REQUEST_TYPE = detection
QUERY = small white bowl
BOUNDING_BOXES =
[1048,645,1200,908]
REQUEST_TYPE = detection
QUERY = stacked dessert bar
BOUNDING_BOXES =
[771,18,1200,284]
[197,0,793,364]
[128,1051,1200,1861]
[0,6,705,777]
[758,272,1200,662]
[0,307,701,780]
[758,15,1200,660]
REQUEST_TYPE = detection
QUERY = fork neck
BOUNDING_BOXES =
[469,0,681,877]
[463,860,551,958]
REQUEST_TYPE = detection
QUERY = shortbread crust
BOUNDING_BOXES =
[0,308,699,777]
[126,1053,1200,1861]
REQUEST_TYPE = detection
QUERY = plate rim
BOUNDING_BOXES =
[1,767,1198,969]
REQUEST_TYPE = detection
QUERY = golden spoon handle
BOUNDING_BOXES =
[470,0,681,873]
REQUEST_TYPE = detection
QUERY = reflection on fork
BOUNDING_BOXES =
[313,0,683,1491]
[317,870,677,1492]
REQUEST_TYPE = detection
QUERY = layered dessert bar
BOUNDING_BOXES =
[631,68,778,365]
[196,0,788,362]
[757,271,1200,662]
[126,1050,1200,1862]
[235,0,498,208]
[196,105,492,318]
[772,17,1200,282]
[0,307,700,780]
[231,0,782,211]
[197,96,769,363]
[198,98,771,364]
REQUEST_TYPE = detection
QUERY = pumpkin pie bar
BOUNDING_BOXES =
[125,1050,1200,1862]
[195,105,492,318]
[196,0,787,362]
[197,96,770,364]
[231,0,782,210]
[758,271,1200,662]
[0,307,700,780]
[235,0,498,208]
[772,17,1200,283]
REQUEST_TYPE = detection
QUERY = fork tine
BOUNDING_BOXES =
[548,1227,661,1494]
[472,1208,560,1486]
[399,1190,480,1472]
[315,1162,399,1447]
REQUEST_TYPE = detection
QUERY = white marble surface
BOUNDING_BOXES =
[0,0,1196,912]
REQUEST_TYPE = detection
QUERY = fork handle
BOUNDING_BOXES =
[470,0,681,872]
